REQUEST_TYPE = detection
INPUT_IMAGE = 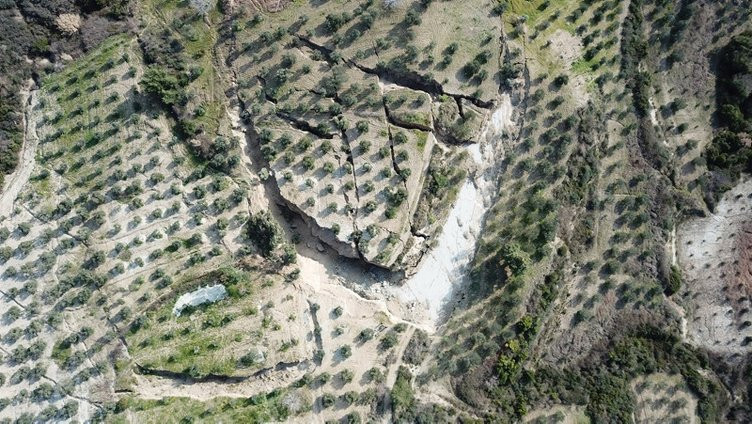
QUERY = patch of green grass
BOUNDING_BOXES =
[30,175,52,197]
[508,0,547,24]
[415,130,428,150]
[111,389,294,423]
[194,99,224,136]
[43,35,130,89]
[139,0,226,137]
[571,57,595,74]
[124,266,292,378]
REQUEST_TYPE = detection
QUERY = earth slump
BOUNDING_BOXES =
[395,95,514,324]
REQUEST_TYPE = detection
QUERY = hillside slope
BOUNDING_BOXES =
[1,0,752,422]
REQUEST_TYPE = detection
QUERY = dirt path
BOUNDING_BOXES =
[129,368,304,401]
[380,325,417,423]
[385,326,415,388]
[0,83,38,218]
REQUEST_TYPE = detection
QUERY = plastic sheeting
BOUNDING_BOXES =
[173,284,228,316]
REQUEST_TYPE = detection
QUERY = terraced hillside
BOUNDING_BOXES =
[229,0,501,268]
[1,0,752,423]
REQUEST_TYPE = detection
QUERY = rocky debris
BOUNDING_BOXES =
[243,347,266,365]
[433,98,486,144]
[55,13,82,34]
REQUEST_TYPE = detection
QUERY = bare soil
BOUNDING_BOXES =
[677,177,752,357]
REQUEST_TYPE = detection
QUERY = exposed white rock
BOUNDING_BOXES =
[395,94,514,323]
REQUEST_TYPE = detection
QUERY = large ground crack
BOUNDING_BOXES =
[231,75,362,260]
[386,126,409,192]
[295,34,493,109]
[306,300,324,366]
[276,111,335,139]
[340,128,368,260]
[135,358,304,383]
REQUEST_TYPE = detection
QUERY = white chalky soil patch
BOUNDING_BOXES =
[395,95,513,324]
[677,177,752,355]
[395,181,484,322]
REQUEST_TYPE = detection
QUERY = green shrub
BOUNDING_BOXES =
[391,366,415,419]
[498,243,529,277]
[141,66,186,106]
[665,265,682,295]
[338,344,352,359]
[246,212,282,257]
[320,393,335,408]
[380,332,398,350]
